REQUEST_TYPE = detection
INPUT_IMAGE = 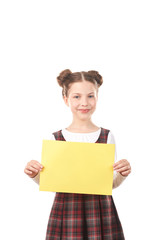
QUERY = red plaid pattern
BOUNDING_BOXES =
[45,128,125,239]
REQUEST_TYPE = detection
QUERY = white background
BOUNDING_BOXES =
[0,0,160,239]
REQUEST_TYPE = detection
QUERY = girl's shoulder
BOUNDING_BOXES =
[42,130,60,141]
[50,129,62,140]
[99,127,116,143]
[107,130,116,144]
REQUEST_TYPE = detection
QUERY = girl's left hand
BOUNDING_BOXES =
[113,159,131,177]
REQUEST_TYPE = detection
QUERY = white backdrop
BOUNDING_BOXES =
[0,1,160,239]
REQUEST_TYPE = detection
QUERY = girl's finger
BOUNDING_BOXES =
[31,161,43,169]
[25,164,38,173]
[116,166,129,172]
[24,169,33,175]
[33,160,43,168]
[33,163,43,172]
[121,169,131,176]
[27,166,39,173]
[113,159,128,168]
[114,162,129,170]
[27,162,42,171]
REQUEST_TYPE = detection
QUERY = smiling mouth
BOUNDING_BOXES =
[78,109,90,113]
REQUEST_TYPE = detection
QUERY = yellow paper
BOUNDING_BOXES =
[39,140,115,195]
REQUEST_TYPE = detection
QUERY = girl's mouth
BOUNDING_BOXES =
[78,109,90,113]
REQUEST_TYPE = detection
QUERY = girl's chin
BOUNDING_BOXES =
[77,113,93,120]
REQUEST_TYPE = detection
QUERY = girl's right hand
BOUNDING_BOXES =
[24,160,43,178]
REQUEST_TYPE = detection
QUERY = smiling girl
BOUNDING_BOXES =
[24,69,131,239]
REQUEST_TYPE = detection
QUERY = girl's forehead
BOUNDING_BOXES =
[69,81,97,93]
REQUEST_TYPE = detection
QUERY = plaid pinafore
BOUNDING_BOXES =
[46,128,125,240]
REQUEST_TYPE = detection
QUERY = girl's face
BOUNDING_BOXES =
[64,81,98,121]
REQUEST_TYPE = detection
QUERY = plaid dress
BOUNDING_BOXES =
[46,128,125,240]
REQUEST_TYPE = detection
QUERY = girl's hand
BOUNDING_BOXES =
[24,160,43,178]
[113,159,131,177]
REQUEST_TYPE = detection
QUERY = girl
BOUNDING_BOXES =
[24,69,131,239]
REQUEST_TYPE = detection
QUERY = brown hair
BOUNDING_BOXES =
[57,69,103,97]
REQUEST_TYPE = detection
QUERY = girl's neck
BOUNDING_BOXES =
[66,120,100,133]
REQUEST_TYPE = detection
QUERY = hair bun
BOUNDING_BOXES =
[87,70,103,86]
[57,69,72,87]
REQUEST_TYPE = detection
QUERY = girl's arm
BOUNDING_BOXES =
[32,134,56,185]
[32,171,40,184]
[108,131,128,189]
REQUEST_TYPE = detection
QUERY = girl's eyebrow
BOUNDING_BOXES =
[72,92,95,95]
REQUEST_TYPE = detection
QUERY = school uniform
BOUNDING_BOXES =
[43,127,125,239]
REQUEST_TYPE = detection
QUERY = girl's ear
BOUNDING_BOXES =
[63,95,69,107]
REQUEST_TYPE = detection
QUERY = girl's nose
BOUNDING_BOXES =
[81,98,88,106]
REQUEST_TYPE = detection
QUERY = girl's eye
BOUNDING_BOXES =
[74,96,79,99]
[89,95,94,98]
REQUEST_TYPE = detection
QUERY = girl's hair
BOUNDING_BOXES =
[57,69,103,97]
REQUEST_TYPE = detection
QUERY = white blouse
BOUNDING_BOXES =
[33,128,126,188]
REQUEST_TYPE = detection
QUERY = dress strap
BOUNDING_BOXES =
[52,130,66,141]
[95,128,110,143]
